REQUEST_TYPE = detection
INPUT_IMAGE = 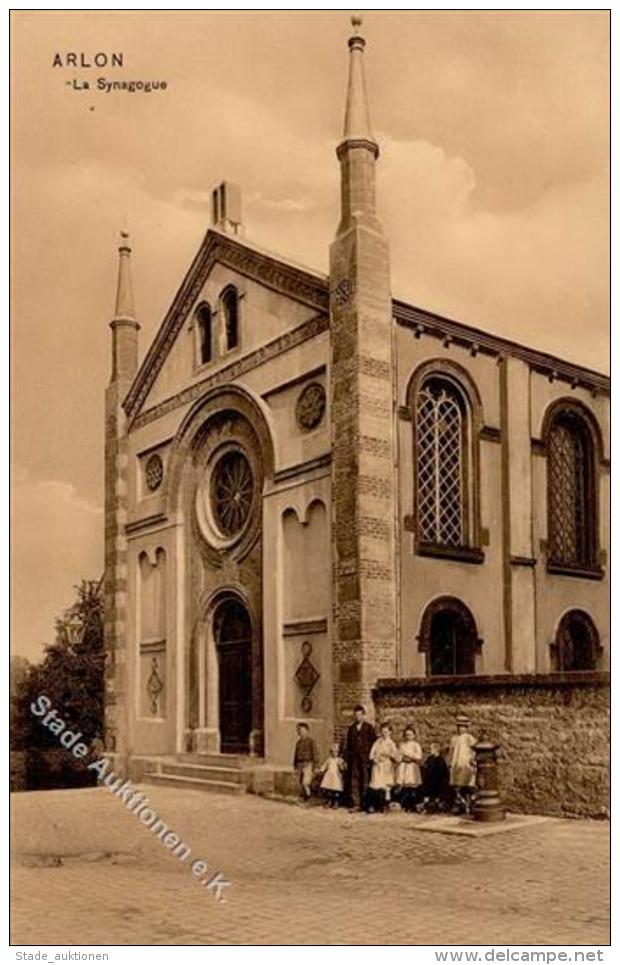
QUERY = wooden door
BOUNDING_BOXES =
[215,600,252,754]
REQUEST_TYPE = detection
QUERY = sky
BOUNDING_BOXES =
[11,10,609,661]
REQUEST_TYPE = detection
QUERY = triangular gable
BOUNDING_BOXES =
[123,230,329,423]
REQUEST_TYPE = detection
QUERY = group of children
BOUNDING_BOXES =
[293,714,477,814]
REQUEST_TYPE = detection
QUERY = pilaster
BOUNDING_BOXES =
[500,356,537,672]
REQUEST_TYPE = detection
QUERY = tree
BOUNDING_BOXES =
[10,655,31,749]
[11,579,105,788]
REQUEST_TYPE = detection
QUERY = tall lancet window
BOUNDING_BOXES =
[415,377,467,548]
[221,286,239,351]
[196,303,212,365]
[546,408,598,573]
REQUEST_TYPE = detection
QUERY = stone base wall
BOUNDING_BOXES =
[373,672,609,819]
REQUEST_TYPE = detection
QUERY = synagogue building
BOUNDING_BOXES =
[103,21,609,815]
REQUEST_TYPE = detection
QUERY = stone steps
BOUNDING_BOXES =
[161,761,246,784]
[148,773,245,795]
[145,755,259,796]
[176,753,254,769]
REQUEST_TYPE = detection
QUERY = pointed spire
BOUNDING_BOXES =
[334,16,381,235]
[339,15,379,158]
[109,229,139,384]
[113,230,136,322]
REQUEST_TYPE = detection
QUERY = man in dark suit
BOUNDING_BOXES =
[342,705,376,811]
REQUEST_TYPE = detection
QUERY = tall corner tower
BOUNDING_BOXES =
[104,230,140,765]
[329,17,398,726]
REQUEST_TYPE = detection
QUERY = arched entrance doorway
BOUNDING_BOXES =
[214,598,253,753]
[418,597,481,676]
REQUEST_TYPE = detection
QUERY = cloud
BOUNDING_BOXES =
[12,467,103,662]
[379,134,609,370]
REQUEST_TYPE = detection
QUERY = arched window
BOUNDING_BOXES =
[418,596,481,676]
[546,408,597,573]
[196,303,212,365]
[221,287,239,351]
[415,376,467,548]
[552,610,601,671]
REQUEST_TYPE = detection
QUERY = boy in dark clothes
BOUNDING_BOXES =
[293,722,319,803]
[421,742,451,813]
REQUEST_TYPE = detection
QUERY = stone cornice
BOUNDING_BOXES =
[262,364,326,400]
[480,425,501,443]
[129,312,329,431]
[374,671,610,693]
[125,511,169,535]
[282,618,328,637]
[336,137,380,160]
[272,452,331,485]
[394,300,610,395]
[123,230,329,422]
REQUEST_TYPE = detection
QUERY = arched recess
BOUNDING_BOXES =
[417,596,482,676]
[551,609,602,672]
[282,499,328,622]
[138,548,167,718]
[540,398,603,577]
[166,386,273,756]
[405,359,484,559]
[187,583,263,754]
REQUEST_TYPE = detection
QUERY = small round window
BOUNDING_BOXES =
[145,453,164,492]
[210,450,254,537]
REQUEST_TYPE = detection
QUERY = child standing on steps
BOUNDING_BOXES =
[318,741,346,808]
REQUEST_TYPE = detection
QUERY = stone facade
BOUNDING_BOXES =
[102,23,609,814]
[374,674,610,818]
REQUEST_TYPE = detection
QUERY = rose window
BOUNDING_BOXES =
[210,450,254,537]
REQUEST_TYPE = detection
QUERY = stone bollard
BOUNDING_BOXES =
[472,740,505,823]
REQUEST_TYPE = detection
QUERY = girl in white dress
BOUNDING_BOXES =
[368,722,400,813]
[449,714,477,814]
[396,726,423,812]
[319,741,346,808]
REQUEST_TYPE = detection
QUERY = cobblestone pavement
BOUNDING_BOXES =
[11,786,609,946]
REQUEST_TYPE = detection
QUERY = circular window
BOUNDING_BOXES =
[145,453,164,492]
[210,450,254,537]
